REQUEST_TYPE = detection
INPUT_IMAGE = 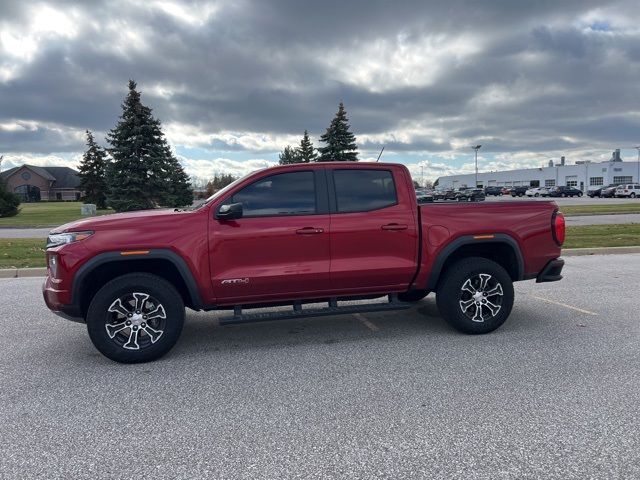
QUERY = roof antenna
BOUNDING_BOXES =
[375,146,385,162]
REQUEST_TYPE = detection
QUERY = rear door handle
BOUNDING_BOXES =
[381,223,408,231]
[296,227,324,235]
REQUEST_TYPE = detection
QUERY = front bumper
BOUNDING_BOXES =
[536,258,564,283]
[42,277,84,323]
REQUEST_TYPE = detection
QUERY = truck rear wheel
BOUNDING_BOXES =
[86,273,185,363]
[436,257,514,334]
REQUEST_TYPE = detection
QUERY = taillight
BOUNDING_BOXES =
[552,211,565,246]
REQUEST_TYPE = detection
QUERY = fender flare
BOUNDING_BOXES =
[71,249,204,309]
[425,234,524,291]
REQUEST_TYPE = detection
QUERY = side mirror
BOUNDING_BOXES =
[216,202,243,220]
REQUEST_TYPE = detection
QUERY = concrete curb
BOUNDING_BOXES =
[563,246,640,256]
[0,267,47,278]
[0,268,18,278]
[0,226,54,229]
[564,211,640,217]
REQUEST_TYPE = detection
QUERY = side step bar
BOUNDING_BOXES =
[219,294,412,326]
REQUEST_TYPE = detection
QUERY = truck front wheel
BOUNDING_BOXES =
[436,257,514,334]
[86,273,185,363]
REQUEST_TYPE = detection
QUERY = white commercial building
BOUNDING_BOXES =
[435,151,640,192]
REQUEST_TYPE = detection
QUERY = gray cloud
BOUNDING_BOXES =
[1,0,639,167]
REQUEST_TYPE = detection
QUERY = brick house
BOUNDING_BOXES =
[0,164,82,202]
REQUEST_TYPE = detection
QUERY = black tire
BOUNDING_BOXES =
[86,273,185,363]
[398,289,429,302]
[631,193,637,198]
[436,257,514,334]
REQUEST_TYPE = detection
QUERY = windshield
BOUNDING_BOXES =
[195,171,255,209]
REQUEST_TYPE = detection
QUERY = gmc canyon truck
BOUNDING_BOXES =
[43,163,565,363]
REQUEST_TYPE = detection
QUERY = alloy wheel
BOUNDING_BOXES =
[458,273,504,323]
[105,292,166,350]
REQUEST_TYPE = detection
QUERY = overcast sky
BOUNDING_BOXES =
[1,0,640,182]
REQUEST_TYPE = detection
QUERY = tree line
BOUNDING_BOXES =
[80,89,361,211]
[279,102,359,164]
[79,80,192,212]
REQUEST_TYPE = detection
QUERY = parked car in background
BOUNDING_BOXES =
[600,185,620,198]
[484,186,503,196]
[433,190,447,201]
[452,187,470,201]
[615,184,640,198]
[548,186,583,197]
[510,186,528,197]
[525,187,549,197]
[416,189,434,203]
[501,187,511,195]
[457,188,486,202]
[588,185,616,198]
[444,189,458,200]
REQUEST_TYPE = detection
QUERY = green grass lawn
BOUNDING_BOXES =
[0,202,114,227]
[1,224,639,269]
[0,239,46,268]
[561,203,640,216]
[564,224,640,249]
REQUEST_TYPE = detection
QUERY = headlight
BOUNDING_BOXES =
[46,231,93,249]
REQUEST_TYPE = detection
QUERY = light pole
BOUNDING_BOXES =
[472,145,482,187]
[635,146,640,183]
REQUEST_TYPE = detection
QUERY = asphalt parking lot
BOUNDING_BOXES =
[1,254,639,479]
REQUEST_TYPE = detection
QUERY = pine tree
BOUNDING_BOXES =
[0,175,20,218]
[205,173,237,196]
[78,130,109,209]
[166,157,194,207]
[317,102,358,161]
[298,130,317,163]
[279,145,302,165]
[106,80,193,212]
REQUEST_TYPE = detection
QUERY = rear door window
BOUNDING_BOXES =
[333,169,397,213]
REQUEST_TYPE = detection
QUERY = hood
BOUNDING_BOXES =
[50,208,185,233]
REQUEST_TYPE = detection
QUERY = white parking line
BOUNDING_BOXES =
[353,313,379,331]
[529,294,598,316]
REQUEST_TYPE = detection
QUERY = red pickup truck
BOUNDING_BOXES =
[43,162,565,363]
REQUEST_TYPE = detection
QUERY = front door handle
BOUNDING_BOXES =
[296,227,324,235]
[381,223,408,231]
